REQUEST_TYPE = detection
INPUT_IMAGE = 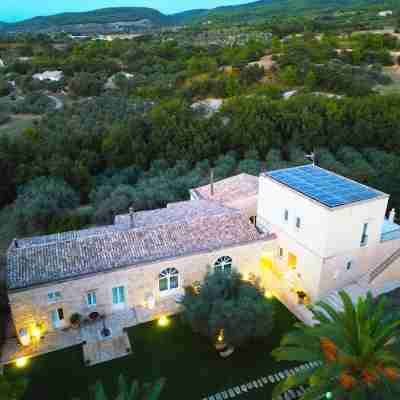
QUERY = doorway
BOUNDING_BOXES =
[51,308,65,329]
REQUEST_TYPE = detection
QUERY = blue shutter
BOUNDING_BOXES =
[112,287,118,304]
[119,287,125,303]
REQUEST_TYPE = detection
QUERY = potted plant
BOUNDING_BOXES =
[215,329,227,351]
[89,311,100,322]
[70,312,82,328]
[297,290,308,305]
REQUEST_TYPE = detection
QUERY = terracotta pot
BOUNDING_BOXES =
[215,342,227,351]
[220,346,235,358]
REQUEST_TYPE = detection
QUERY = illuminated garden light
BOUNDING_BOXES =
[326,392,333,399]
[265,291,274,299]
[158,316,169,327]
[15,357,28,368]
[31,326,41,340]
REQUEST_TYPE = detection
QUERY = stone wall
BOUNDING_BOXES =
[9,239,275,338]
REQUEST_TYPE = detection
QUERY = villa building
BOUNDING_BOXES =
[6,165,400,356]
[32,70,64,82]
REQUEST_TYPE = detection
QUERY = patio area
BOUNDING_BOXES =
[1,298,183,367]
[4,300,298,400]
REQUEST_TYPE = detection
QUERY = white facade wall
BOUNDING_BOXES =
[257,175,391,299]
[258,175,330,257]
[324,197,388,256]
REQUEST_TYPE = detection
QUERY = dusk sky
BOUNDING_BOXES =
[0,0,253,23]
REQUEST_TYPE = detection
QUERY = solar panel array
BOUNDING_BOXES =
[267,165,381,208]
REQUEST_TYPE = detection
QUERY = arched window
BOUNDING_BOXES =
[159,268,179,292]
[214,256,232,273]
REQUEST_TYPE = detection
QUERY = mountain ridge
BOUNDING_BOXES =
[0,0,397,33]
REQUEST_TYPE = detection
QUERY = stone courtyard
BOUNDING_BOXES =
[1,299,182,367]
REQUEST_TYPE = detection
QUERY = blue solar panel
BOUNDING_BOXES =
[266,165,382,208]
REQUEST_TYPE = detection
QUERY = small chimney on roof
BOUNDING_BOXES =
[389,208,396,223]
[129,207,134,228]
[210,168,214,197]
[14,239,18,248]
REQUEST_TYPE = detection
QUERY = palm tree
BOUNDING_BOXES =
[272,291,400,400]
[79,375,165,400]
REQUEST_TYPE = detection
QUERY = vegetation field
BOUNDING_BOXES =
[0,114,39,136]
[4,301,297,400]
[376,66,400,94]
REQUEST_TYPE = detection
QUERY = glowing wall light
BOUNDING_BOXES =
[265,291,274,299]
[158,316,169,327]
[15,357,28,368]
[31,326,41,341]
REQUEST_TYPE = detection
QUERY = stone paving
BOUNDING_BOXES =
[83,331,132,366]
[201,361,323,400]
[0,329,81,365]
[1,299,182,367]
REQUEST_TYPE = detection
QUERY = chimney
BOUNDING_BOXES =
[210,168,214,197]
[389,208,396,223]
[305,151,316,166]
[129,207,134,228]
[14,239,18,248]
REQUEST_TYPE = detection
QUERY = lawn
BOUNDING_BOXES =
[5,300,298,400]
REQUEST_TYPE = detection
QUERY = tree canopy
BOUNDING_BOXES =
[183,270,274,347]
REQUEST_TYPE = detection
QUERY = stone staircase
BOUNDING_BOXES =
[321,247,400,313]
[368,247,400,284]
[321,284,369,312]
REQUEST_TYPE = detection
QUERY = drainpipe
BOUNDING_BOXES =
[210,168,214,197]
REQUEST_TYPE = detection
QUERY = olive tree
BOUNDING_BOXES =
[183,270,274,347]
[13,176,79,234]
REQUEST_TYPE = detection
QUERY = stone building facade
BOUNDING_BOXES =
[8,240,274,336]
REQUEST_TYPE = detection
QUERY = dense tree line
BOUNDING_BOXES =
[2,93,400,213]
[2,93,400,243]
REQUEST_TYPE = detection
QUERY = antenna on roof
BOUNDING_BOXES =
[305,150,316,166]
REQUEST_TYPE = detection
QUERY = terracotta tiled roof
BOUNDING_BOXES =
[191,173,258,205]
[8,201,270,290]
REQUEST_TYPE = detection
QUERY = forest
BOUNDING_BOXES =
[1,15,400,252]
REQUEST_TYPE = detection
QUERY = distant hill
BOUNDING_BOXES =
[193,0,398,22]
[0,7,170,33]
[170,9,210,24]
[0,0,398,33]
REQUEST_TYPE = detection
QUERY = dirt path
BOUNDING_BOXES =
[248,54,276,71]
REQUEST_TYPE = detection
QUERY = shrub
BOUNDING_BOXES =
[13,93,54,114]
[0,112,11,126]
[0,79,12,97]
[70,312,82,326]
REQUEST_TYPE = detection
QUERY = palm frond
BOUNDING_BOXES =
[272,367,316,398]
[271,346,323,362]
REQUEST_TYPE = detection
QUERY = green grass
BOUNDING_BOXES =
[5,300,298,400]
